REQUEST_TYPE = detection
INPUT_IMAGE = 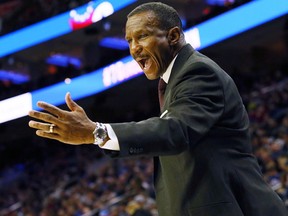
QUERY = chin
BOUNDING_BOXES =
[144,73,160,80]
[144,70,161,80]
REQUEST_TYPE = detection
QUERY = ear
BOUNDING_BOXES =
[167,26,181,46]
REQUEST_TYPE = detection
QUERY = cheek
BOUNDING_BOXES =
[149,44,166,61]
[154,41,170,59]
[145,38,167,52]
[143,38,170,69]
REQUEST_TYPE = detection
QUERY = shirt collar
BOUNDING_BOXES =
[161,54,178,84]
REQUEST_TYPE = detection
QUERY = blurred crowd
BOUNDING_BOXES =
[0,145,157,216]
[244,77,288,204]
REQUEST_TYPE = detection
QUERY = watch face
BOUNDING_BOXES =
[97,128,106,139]
[93,123,108,145]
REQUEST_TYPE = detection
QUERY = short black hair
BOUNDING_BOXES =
[127,2,183,32]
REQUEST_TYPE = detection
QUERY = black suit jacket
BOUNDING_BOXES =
[109,44,287,216]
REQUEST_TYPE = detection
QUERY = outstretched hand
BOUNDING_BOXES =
[28,92,96,145]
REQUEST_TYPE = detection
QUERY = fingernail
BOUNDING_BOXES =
[37,101,45,106]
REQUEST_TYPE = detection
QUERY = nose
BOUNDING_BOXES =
[130,41,142,56]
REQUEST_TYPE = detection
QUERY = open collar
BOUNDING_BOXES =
[161,54,178,84]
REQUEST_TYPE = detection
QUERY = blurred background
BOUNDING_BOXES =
[0,0,287,215]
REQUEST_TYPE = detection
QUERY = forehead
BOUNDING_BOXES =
[125,11,159,32]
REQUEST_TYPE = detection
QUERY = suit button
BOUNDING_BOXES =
[129,147,144,154]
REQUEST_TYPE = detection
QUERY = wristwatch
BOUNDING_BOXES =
[93,122,108,146]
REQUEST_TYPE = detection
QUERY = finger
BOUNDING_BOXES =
[66,92,82,112]
[36,129,61,140]
[29,120,52,132]
[36,101,65,118]
[28,110,60,125]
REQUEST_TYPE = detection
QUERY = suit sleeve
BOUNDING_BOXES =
[109,62,224,157]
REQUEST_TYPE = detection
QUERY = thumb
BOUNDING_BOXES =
[65,92,80,111]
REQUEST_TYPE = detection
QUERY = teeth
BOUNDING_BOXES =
[140,59,146,69]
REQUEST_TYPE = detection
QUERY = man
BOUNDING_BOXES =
[28,2,287,216]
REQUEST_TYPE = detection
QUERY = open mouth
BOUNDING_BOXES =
[139,59,147,69]
[138,58,152,71]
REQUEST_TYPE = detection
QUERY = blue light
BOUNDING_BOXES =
[198,0,288,49]
[32,55,139,110]
[0,12,71,58]
[0,70,29,84]
[99,37,129,50]
[206,0,235,6]
[46,54,82,68]
[0,0,136,58]
[31,69,104,109]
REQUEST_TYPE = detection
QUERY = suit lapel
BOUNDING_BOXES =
[161,44,195,110]
[170,44,195,81]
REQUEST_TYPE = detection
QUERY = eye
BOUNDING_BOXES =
[126,38,132,44]
[138,33,148,40]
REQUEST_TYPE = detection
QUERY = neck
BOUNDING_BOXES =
[172,40,186,58]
